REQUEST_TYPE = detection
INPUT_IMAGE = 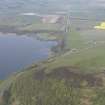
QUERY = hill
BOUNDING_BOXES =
[0,58,105,105]
[1,29,105,105]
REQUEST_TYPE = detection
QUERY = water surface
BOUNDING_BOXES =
[0,33,55,79]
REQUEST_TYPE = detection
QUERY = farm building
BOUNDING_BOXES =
[42,15,61,24]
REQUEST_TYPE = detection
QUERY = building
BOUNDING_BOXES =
[42,15,61,24]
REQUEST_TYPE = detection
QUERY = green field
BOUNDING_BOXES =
[38,28,105,73]
[19,23,61,31]
[0,80,2,85]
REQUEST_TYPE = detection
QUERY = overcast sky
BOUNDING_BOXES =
[0,0,105,14]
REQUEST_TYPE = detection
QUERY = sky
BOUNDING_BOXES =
[0,0,105,18]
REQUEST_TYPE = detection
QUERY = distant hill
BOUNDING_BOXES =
[0,0,105,26]
[0,0,105,16]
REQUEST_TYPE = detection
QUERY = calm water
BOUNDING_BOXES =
[0,33,56,79]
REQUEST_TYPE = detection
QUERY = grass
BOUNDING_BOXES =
[0,80,3,85]
[66,29,86,49]
[38,28,105,73]
[19,22,61,31]
[45,45,105,73]
[36,33,58,41]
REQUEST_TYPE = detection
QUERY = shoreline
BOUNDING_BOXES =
[0,25,63,35]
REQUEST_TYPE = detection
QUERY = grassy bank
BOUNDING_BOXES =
[0,80,2,85]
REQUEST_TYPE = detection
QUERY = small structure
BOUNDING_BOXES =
[42,15,61,24]
[94,22,105,30]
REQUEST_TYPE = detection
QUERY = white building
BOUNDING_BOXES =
[42,15,61,24]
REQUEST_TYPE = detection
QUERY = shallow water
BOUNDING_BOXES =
[0,33,56,79]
